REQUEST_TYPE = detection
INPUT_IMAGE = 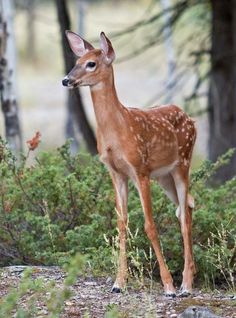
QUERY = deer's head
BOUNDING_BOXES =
[62,31,115,88]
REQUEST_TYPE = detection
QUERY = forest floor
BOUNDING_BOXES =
[0,266,235,318]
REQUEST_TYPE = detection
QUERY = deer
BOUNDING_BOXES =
[62,31,197,297]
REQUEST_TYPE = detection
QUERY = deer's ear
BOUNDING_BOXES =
[65,30,94,57]
[100,32,115,64]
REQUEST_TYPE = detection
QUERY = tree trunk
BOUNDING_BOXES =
[77,0,86,37]
[208,0,236,182]
[55,0,97,155]
[0,0,22,153]
[160,0,176,104]
[26,0,36,62]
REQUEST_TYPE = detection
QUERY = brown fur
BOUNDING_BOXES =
[64,31,197,295]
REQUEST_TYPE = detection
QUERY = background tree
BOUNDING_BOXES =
[25,0,36,62]
[0,0,22,153]
[208,0,236,182]
[55,0,97,155]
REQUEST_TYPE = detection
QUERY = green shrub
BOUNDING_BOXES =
[0,137,235,290]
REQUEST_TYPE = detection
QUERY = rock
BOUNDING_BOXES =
[65,301,74,306]
[106,276,113,284]
[178,306,222,318]
[156,309,163,314]
[37,309,48,315]
[84,281,97,286]
[8,266,27,275]
[229,295,236,300]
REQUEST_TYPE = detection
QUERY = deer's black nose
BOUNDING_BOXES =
[62,77,70,86]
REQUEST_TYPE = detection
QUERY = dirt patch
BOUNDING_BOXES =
[0,266,235,317]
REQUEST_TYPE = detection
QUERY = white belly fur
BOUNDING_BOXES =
[150,160,178,179]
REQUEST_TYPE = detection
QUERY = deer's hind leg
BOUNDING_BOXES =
[157,174,194,219]
[157,174,179,206]
[172,166,196,296]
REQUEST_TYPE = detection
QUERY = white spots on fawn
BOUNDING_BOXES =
[152,124,158,131]
[184,158,189,166]
[137,148,142,156]
[137,147,146,164]
[166,141,173,147]
[137,134,144,142]
[151,135,157,145]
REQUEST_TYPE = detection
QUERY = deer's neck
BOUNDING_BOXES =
[90,68,126,131]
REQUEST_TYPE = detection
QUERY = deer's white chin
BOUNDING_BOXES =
[91,82,104,91]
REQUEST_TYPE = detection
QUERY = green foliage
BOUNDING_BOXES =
[0,139,114,268]
[0,138,235,290]
[204,225,236,291]
[105,304,120,318]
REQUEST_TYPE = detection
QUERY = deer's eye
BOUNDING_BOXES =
[86,61,96,69]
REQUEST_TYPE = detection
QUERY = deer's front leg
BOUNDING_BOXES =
[110,171,128,293]
[137,175,176,297]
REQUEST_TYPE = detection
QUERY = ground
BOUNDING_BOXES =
[0,266,235,317]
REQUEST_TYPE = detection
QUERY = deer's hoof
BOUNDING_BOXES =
[179,290,191,297]
[164,292,176,298]
[111,286,121,293]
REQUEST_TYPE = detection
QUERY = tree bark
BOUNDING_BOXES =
[208,0,236,182]
[26,0,36,62]
[55,0,97,155]
[160,0,176,104]
[0,0,22,153]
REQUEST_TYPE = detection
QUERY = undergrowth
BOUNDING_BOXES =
[0,136,235,294]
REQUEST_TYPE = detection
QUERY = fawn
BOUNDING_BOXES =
[62,31,196,297]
